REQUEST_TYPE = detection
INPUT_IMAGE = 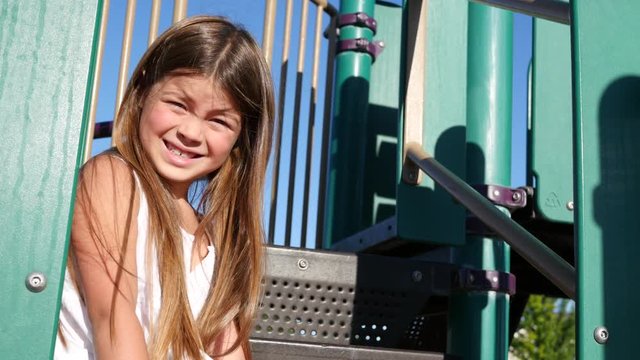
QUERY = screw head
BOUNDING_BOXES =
[567,201,575,211]
[512,191,522,202]
[297,258,309,271]
[25,272,47,293]
[411,270,423,282]
[594,326,609,344]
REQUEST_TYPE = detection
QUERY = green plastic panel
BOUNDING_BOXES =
[396,0,468,246]
[571,1,640,359]
[0,1,101,358]
[530,11,574,224]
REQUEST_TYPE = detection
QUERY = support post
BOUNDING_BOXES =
[323,0,376,247]
[447,3,513,359]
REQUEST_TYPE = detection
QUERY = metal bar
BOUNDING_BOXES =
[84,0,110,162]
[262,0,277,66]
[300,5,324,248]
[148,0,161,46]
[268,0,295,244]
[315,14,337,249]
[310,0,338,16]
[470,0,570,25]
[172,0,187,23]
[405,142,576,299]
[284,0,310,247]
[113,0,137,145]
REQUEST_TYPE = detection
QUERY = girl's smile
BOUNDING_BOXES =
[139,73,242,197]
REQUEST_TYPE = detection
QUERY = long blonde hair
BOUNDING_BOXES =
[112,16,274,359]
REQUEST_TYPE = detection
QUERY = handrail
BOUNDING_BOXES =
[404,142,576,299]
[470,0,571,25]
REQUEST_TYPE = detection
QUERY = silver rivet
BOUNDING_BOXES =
[297,258,309,271]
[567,201,574,211]
[493,189,500,197]
[594,326,609,344]
[411,270,423,282]
[26,272,47,293]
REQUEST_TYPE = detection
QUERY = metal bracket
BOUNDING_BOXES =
[472,184,528,210]
[452,268,516,296]
[337,12,378,34]
[336,38,385,62]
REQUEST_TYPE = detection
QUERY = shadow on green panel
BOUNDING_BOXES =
[595,76,640,359]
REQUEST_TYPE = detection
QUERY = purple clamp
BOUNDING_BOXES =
[336,38,385,62]
[453,268,517,296]
[472,184,528,210]
[338,12,377,34]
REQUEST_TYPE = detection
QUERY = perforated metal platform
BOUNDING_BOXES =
[250,246,457,358]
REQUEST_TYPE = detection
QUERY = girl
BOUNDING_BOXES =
[55,16,274,359]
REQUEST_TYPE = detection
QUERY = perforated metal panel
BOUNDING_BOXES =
[252,246,454,352]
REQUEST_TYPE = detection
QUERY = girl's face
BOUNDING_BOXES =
[139,73,242,197]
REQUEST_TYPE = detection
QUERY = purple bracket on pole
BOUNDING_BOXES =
[336,38,385,62]
[338,12,377,34]
[453,268,517,296]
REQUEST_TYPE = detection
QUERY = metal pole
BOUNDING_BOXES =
[84,0,110,162]
[113,0,137,145]
[262,0,277,66]
[447,4,513,359]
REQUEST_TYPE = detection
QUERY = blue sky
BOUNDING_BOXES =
[92,1,532,245]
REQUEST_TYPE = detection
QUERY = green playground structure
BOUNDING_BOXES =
[1,0,639,359]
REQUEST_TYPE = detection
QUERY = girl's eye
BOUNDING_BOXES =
[167,100,187,110]
[209,118,229,128]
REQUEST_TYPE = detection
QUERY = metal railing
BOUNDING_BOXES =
[84,0,338,250]
[404,142,576,299]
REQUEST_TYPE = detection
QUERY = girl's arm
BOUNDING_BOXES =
[71,156,148,359]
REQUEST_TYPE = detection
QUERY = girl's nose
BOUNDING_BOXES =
[176,115,204,145]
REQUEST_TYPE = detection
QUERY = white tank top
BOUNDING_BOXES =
[54,171,215,359]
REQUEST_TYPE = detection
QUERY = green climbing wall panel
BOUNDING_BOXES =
[0,1,101,358]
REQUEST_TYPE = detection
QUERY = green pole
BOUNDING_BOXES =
[448,3,513,359]
[323,0,376,247]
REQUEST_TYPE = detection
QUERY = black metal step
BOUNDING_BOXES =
[250,338,456,360]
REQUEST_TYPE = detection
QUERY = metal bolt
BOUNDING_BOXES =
[493,189,500,197]
[25,272,47,293]
[512,191,522,202]
[594,326,609,344]
[297,258,309,271]
[411,270,423,283]
[567,201,574,211]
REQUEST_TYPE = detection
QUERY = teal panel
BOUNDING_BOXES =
[530,12,574,224]
[0,1,101,358]
[571,1,640,359]
[362,3,402,227]
[396,0,468,246]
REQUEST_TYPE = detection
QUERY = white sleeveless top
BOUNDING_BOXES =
[54,172,216,359]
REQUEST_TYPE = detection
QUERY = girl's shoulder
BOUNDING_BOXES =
[81,149,135,184]
[77,149,138,206]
